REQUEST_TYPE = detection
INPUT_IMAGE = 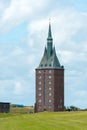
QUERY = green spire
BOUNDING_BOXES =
[47,20,52,40]
[47,20,53,58]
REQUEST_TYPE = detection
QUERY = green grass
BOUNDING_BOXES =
[10,106,34,114]
[0,111,87,130]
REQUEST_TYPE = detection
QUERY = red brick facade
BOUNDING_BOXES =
[35,68,64,112]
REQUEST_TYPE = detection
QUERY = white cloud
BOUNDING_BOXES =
[0,80,14,101]
[0,0,10,15]
[14,81,23,95]
[29,19,48,34]
[26,55,36,65]
[11,47,24,56]
[59,50,87,65]
[53,10,87,46]
[75,90,87,97]
[0,0,49,33]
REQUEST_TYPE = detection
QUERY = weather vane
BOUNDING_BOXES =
[49,18,51,24]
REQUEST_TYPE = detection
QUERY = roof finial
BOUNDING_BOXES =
[49,18,51,24]
[47,18,52,39]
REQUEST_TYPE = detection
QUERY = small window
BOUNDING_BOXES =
[38,93,41,96]
[39,81,41,85]
[41,64,43,67]
[49,64,51,66]
[49,106,52,109]
[45,64,47,66]
[49,81,52,84]
[38,71,41,73]
[49,93,52,96]
[38,87,41,90]
[49,100,52,103]
[38,99,42,103]
[49,87,52,90]
[49,70,51,73]
[48,76,51,79]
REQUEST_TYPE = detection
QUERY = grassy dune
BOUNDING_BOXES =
[0,111,87,130]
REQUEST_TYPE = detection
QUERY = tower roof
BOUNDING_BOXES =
[47,20,52,40]
[37,22,63,69]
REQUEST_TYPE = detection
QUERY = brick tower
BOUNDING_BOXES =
[35,22,64,112]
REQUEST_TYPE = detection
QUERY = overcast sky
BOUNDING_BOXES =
[0,0,87,108]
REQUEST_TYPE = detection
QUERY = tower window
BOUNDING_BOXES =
[38,87,41,90]
[41,64,43,67]
[48,81,52,84]
[49,70,51,73]
[45,64,47,66]
[49,87,52,90]
[49,106,52,109]
[49,100,52,103]
[48,75,51,79]
[38,99,42,103]
[39,81,41,85]
[49,93,52,96]
[38,93,42,96]
[38,71,41,73]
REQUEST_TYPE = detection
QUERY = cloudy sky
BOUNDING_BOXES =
[0,0,87,108]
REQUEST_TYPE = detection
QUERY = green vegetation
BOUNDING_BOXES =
[10,106,34,114]
[0,111,87,130]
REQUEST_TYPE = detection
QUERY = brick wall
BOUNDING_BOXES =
[35,68,64,112]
